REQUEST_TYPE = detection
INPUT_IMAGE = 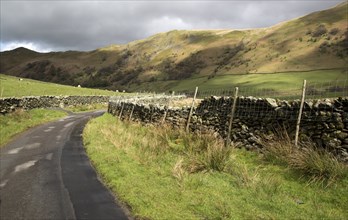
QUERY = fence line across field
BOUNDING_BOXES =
[172,79,348,100]
[175,80,346,144]
[110,78,347,149]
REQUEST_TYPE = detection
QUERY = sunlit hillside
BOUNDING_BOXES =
[1,1,347,92]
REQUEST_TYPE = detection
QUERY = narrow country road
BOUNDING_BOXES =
[0,111,129,220]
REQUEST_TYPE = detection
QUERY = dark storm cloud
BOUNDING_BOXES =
[0,0,343,52]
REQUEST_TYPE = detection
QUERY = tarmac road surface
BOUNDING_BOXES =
[0,110,129,220]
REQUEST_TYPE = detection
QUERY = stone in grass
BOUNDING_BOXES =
[295,199,305,205]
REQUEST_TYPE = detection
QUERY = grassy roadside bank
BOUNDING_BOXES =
[83,114,348,219]
[64,103,107,113]
[0,109,67,146]
[0,102,107,147]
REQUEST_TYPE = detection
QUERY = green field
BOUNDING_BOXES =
[174,69,347,91]
[132,69,348,98]
[83,114,348,220]
[64,103,107,113]
[0,109,67,147]
[0,74,119,97]
[0,74,113,145]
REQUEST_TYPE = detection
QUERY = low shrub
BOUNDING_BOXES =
[329,28,339,36]
[312,24,328,37]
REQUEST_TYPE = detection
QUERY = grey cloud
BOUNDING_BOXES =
[0,0,343,52]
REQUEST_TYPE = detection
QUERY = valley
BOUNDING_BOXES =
[0,2,347,93]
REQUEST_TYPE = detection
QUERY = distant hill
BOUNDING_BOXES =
[1,1,347,92]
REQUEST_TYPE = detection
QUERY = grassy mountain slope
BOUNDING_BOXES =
[1,2,347,92]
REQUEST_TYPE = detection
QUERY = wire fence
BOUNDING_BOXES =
[173,79,348,99]
[109,79,347,122]
[107,79,347,150]
[166,79,348,122]
[155,79,347,146]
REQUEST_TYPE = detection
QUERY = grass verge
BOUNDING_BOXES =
[64,103,107,113]
[261,131,348,187]
[83,114,348,220]
[0,109,67,146]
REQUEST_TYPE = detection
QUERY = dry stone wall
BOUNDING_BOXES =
[108,96,348,161]
[0,96,110,114]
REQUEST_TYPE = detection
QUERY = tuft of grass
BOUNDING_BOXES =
[172,158,187,186]
[156,127,234,173]
[229,163,260,188]
[183,135,233,173]
[288,144,347,186]
[0,109,67,146]
[261,131,348,186]
[261,130,294,165]
[83,114,348,220]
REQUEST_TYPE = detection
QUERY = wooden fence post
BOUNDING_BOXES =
[129,105,135,121]
[162,107,168,124]
[295,80,307,147]
[186,87,198,132]
[226,87,239,147]
[114,98,120,115]
[162,91,174,124]
[118,102,125,119]
[149,105,154,123]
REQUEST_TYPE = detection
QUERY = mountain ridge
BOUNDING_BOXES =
[1,1,347,92]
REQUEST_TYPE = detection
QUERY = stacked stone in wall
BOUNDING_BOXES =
[0,96,110,114]
[108,96,348,161]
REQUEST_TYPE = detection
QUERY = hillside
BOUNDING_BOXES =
[1,1,347,92]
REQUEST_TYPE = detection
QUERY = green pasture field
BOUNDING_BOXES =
[0,109,67,147]
[0,74,119,97]
[130,69,348,98]
[172,69,348,94]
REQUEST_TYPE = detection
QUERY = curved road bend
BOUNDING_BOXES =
[0,111,129,220]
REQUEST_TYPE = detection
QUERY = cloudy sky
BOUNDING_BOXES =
[0,0,343,52]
